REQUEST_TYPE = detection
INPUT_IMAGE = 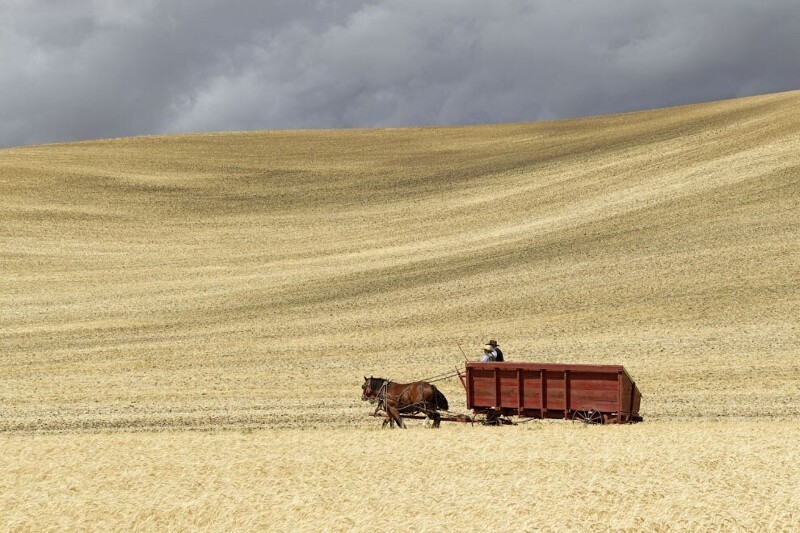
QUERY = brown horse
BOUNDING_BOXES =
[361,376,449,428]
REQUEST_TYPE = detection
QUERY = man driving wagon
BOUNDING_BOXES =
[480,339,504,362]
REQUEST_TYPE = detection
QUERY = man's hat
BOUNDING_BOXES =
[487,340,499,346]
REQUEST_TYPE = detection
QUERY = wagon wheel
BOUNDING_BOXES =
[472,410,496,426]
[571,410,603,425]
[472,409,504,426]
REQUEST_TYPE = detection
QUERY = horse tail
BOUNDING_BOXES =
[431,385,449,411]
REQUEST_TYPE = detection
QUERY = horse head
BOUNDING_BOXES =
[361,376,372,401]
[361,376,382,402]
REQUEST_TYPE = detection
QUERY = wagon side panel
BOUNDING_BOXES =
[470,366,529,409]
[497,368,522,408]
[496,368,567,417]
[521,369,542,410]
[566,370,621,414]
[544,371,567,414]
[467,365,498,408]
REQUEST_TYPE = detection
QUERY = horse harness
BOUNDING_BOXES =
[374,379,429,413]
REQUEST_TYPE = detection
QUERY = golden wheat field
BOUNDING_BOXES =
[1,90,799,530]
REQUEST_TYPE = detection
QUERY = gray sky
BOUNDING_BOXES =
[1,0,798,148]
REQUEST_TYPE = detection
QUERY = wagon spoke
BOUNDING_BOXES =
[571,410,603,425]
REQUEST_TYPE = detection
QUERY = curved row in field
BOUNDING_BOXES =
[1,90,798,432]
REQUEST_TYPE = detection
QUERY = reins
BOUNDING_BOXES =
[415,365,465,384]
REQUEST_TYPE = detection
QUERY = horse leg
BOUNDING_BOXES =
[430,410,441,428]
[375,402,393,428]
[381,410,395,429]
[419,410,430,428]
[387,405,405,429]
[384,402,395,428]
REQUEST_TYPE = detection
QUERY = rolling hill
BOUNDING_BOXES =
[2,90,800,530]
[1,90,799,432]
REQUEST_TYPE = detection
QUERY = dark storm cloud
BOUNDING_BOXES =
[1,0,798,148]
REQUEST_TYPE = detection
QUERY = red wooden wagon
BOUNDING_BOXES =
[458,361,642,424]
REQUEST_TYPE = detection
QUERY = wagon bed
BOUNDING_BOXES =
[459,361,642,424]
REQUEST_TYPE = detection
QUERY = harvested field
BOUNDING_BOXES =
[3,423,799,530]
[1,90,799,529]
